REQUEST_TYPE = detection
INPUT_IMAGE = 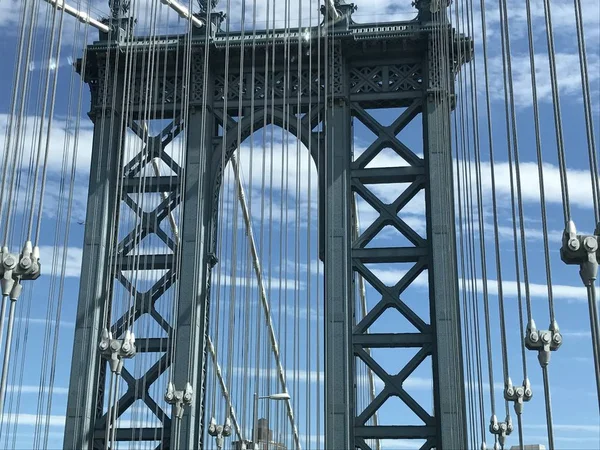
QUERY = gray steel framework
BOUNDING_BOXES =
[64,5,470,449]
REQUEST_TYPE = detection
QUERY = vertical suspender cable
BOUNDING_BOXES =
[496,5,531,446]
[541,0,571,224]
[477,0,511,435]
[524,0,558,446]
[572,0,599,225]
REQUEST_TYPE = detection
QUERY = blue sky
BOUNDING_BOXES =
[0,0,599,449]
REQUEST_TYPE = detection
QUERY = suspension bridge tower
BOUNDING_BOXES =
[63,0,472,449]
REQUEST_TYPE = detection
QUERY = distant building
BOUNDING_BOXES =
[232,418,287,450]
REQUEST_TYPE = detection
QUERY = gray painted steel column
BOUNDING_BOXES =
[423,42,467,449]
[172,99,215,449]
[324,96,354,450]
[64,107,124,449]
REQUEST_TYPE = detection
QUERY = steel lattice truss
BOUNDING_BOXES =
[97,117,184,447]
[351,100,436,447]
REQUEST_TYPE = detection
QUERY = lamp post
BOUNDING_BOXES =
[252,392,290,450]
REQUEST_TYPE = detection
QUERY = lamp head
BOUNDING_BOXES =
[268,393,290,401]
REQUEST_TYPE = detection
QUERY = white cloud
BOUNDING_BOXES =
[561,330,592,339]
[467,160,596,213]
[0,413,65,427]
[0,114,94,175]
[494,0,600,42]
[0,1,27,29]
[526,423,600,433]
[6,385,69,395]
[369,267,589,303]
[14,316,75,329]
[480,278,588,303]
[230,366,433,391]
[38,245,83,278]
[485,52,600,106]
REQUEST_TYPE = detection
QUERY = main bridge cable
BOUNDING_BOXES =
[42,0,110,32]
[159,0,205,28]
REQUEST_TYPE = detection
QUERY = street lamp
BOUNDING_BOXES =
[252,392,290,450]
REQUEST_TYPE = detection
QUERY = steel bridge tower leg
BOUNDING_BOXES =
[64,48,218,449]
[171,97,217,449]
[423,41,468,449]
[324,95,354,450]
[322,13,467,450]
[64,76,125,449]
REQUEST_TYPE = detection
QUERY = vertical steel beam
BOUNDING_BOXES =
[324,91,354,449]
[64,95,124,448]
[171,83,216,448]
[423,38,468,449]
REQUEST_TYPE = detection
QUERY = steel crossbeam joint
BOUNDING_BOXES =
[98,328,136,375]
[165,381,193,419]
[1,242,41,290]
[208,417,232,450]
[560,220,599,287]
[207,252,219,268]
[525,318,562,367]
[489,414,513,449]
[504,377,532,415]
